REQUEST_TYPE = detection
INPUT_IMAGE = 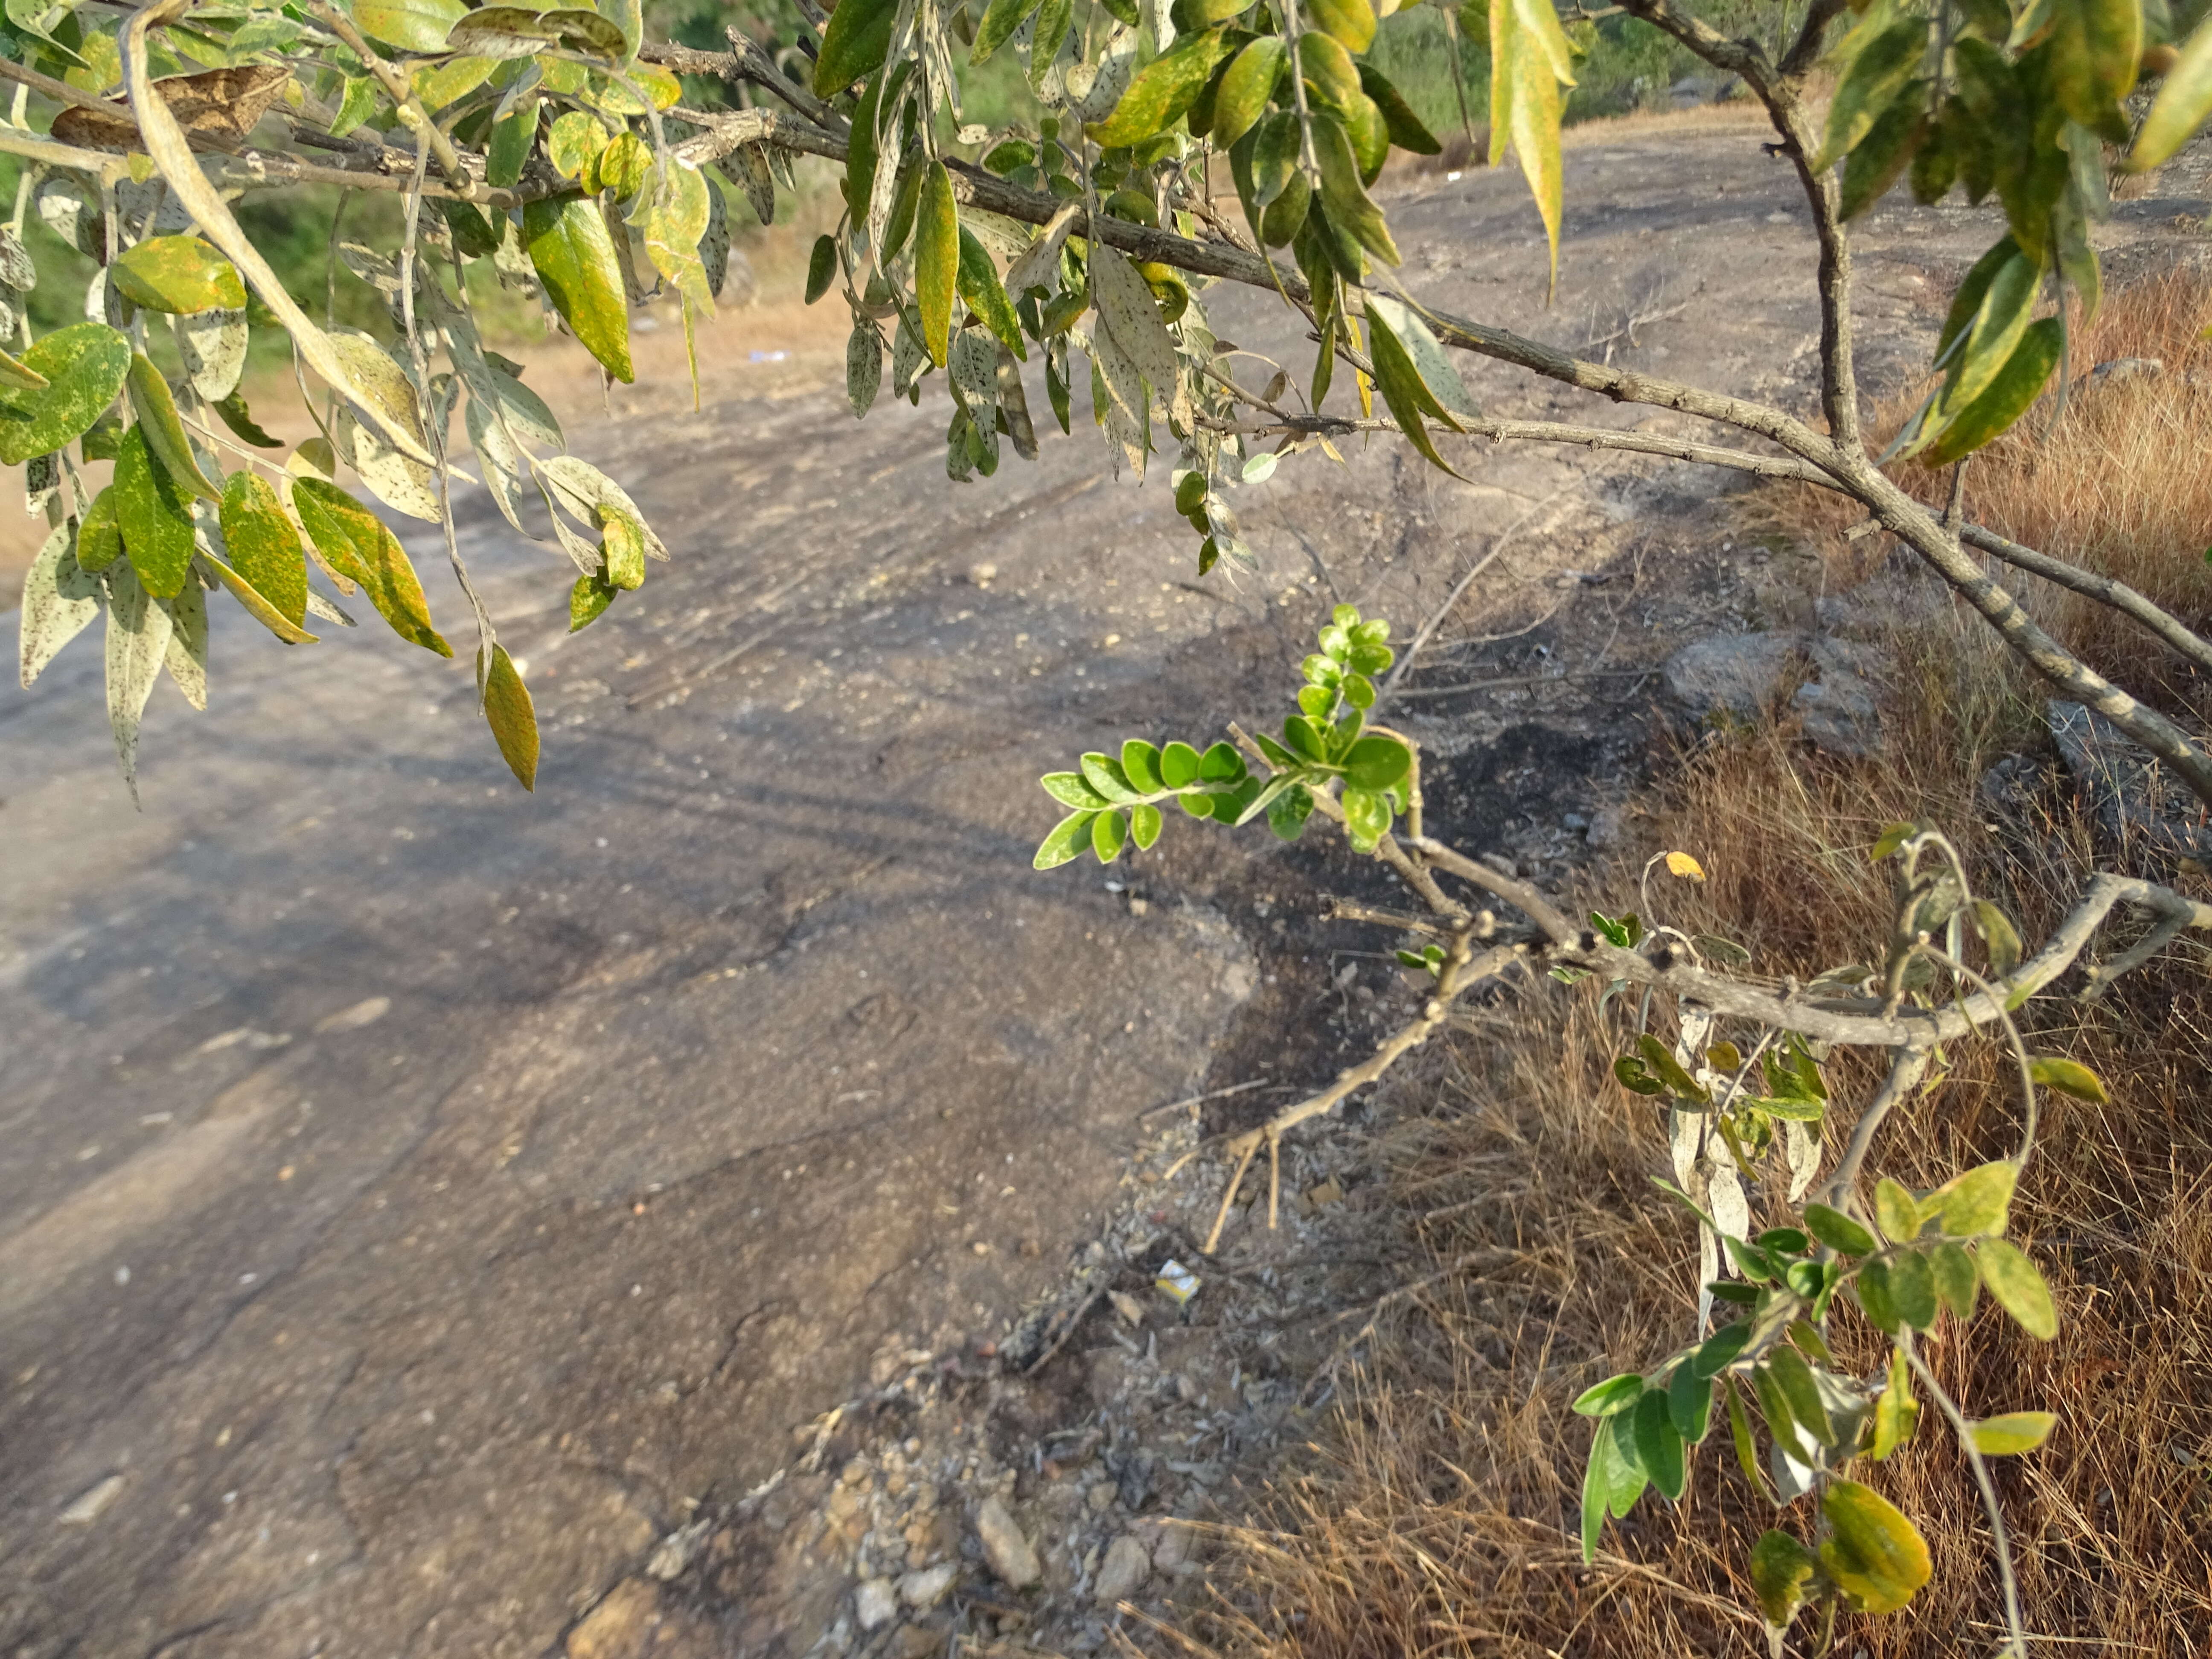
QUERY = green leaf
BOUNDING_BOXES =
[1359,61,1440,154]
[1977,1237,2058,1338]
[1310,111,1397,266]
[1920,317,2063,466]
[291,478,452,658]
[1967,1410,2057,1455]
[915,162,959,368]
[1340,733,1409,790]
[1724,1377,1766,1492]
[2029,1054,2109,1102]
[1212,35,1286,150]
[570,570,618,632]
[1819,1479,1933,1613]
[1158,740,1202,789]
[1035,808,1099,868]
[75,486,122,574]
[971,0,1043,63]
[1572,1372,1644,1417]
[1340,784,1391,850]
[814,0,896,95]
[1117,739,1163,793]
[1763,1346,1832,1448]
[1092,807,1129,863]
[1129,801,1163,850]
[125,355,221,504]
[1855,1255,1902,1334]
[1633,1388,1685,1500]
[352,0,468,53]
[1870,1345,1919,1459]
[213,392,282,448]
[1748,1529,1818,1633]
[1869,818,1918,860]
[1308,0,1374,52]
[2048,0,2142,141]
[1668,1362,1714,1444]
[1635,1033,1708,1102]
[1889,1245,1938,1330]
[1088,26,1235,147]
[1266,782,1314,841]
[2132,15,2212,169]
[218,471,306,629]
[481,643,538,790]
[0,321,131,466]
[1582,1415,1643,1560]
[806,235,838,307]
[1080,751,1139,802]
[1839,84,1928,220]
[486,93,540,188]
[1804,1202,1879,1257]
[112,426,196,601]
[1930,1239,1979,1317]
[957,228,1026,361]
[546,109,609,186]
[1816,14,1927,171]
[1612,1054,1663,1096]
[1930,1160,2018,1237]
[522,194,634,383]
[1489,0,1576,287]
[1969,899,2023,975]
[0,344,47,393]
[109,234,246,315]
[1874,1177,1920,1243]
[1042,771,1112,809]
[1199,740,1244,781]
[1691,1321,1751,1379]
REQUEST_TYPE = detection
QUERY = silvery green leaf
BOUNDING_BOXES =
[1708,1164,1751,1249]
[304,588,358,628]
[995,345,1036,459]
[18,519,101,687]
[158,577,207,711]
[847,317,882,417]
[891,313,928,396]
[26,450,58,516]
[178,307,248,402]
[1083,324,1149,477]
[327,330,440,521]
[949,328,997,398]
[1003,202,1081,298]
[1069,20,1139,122]
[700,173,731,300]
[104,562,175,804]
[0,224,35,291]
[535,455,665,559]
[718,143,775,227]
[1784,1119,1822,1202]
[37,175,100,259]
[1090,242,1189,431]
[114,177,193,238]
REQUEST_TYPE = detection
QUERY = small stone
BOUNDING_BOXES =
[1562,811,1589,831]
[971,1240,990,1256]
[565,1578,660,1659]
[1092,1533,1152,1605]
[841,1457,872,1487]
[1585,806,1626,850]
[899,1560,958,1608]
[1302,1176,1343,1208]
[1108,1290,1145,1327]
[973,1495,1042,1589]
[892,1625,942,1659]
[855,1578,898,1631]
[1086,1482,1116,1514]
[1019,1238,1042,1257]
[1150,1520,1194,1571]
[57,1474,125,1527]
[1792,671,1883,758]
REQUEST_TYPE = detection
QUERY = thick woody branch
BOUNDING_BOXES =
[1960,524,2212,677]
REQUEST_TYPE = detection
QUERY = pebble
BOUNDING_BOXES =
[973,1495,1042,1589]
[854,1578,898,1631]
[898,1561,958,1609]
[1093,1532,1152,1605]
[1085,1481,1115,1514]
[57,1474,125,1527]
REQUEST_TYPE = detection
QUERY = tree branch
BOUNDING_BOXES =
[1961,524,2212,678]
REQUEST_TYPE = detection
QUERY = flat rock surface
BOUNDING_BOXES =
[3,118,2206,1657]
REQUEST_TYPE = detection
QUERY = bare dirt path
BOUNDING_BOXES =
[2,117,2205,1659]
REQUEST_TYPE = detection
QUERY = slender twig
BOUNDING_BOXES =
[1903,1339,2029,1659]
[1961,524,2212,678]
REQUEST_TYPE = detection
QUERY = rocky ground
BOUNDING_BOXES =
[3,112,2208,1659]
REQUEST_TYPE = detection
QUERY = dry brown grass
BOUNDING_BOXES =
[1767,266,2212,706]
[1190,279,2212,1659]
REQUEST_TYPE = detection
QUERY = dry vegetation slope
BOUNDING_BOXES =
[1197,275,2212,1656]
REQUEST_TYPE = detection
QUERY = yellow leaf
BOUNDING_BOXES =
[1663,850,1706,880]
[1488,0,1576,291]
